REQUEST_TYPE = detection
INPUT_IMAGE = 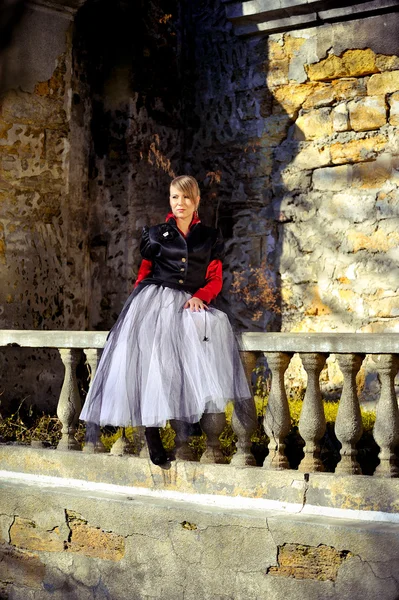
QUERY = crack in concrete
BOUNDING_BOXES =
[7,514,16,544]
[355,555,399,583]
[124,531,165,542]
[63,509,72,547]
[298,473,310,513]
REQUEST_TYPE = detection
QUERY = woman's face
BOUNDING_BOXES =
[169,185,199,220]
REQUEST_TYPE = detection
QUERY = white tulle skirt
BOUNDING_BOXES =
[80,284,251,428]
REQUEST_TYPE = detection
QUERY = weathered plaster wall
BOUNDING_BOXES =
[0,4,90,413]
[1,478,399,600]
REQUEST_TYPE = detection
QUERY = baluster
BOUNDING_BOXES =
[57,348,82,451]
[110,427,135,456]
[200,413,226,464]
[298,353,327,472]
[231,351,259,466]
[263,352,292,470]
[170,420,195,461]
[82,348,107,454]
[335,354,364,474]
[373,354,399,478]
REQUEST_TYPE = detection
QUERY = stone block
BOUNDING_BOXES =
[369,296,399,318]
[342,49,379,77]
[307,49,378,82]
[268,39,285,61]
[262,114,292,145]
[347,229,399,253]
[284,35,307,59]
[267,58,289,88]
[330,135,387,165]
[278,169,312,193]
[294,108,333,140]
[302,84,335,109]
[313,165,352,191]
[389,91,399,126]
[273,83,315,117]
[291,144,331,170]
[360,319,399,333]
[306,54,347,81]
[332,103,350,132]
[376,189,399,219]
[375,54,399,72]
[319,192,376,223]
[367,70,399,96]
[331,78,367,101]
[348,96,387,131]
[352,158,392,189]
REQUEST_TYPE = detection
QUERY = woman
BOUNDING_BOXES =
[80,175,251,465]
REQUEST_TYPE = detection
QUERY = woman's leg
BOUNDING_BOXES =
[145,427,170,466]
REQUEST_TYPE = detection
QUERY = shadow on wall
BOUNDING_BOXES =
[181,0,285,332]
[72,0,186,330]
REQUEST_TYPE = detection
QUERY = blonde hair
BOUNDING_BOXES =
[170,175,200,203]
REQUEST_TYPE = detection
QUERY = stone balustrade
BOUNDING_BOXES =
[0,330,398,477]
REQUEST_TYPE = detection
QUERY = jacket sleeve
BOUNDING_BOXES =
[192,229,224,303]
[192,259,223,303]
[134,259,153,288]
[140,226,153,260]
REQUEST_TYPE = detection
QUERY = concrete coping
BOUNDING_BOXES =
[0,329,398,354]
[1,445,399,521]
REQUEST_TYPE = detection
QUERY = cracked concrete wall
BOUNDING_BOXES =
[1,481,399,600]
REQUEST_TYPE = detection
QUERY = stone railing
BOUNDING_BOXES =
[0,330,398,477]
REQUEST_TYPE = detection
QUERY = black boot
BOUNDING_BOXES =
[145,427,170,466]
[188,422,203,437]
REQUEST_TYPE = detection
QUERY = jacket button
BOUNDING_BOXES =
[179,279,184,284]
[181,257,186,262]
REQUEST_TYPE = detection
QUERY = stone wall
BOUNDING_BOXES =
[267,15,399,335]
[185,5,399,335]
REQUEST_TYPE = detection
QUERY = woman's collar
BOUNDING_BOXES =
[165,212,201,227]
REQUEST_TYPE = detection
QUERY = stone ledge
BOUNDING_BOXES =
[1,445,399,519]
[223,0,399,35]
[27,0,87,17]
[1,330,398,353]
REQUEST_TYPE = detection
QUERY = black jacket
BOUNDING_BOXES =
[139,218,224,295]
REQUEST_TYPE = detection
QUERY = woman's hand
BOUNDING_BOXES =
[183,297,208,312]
